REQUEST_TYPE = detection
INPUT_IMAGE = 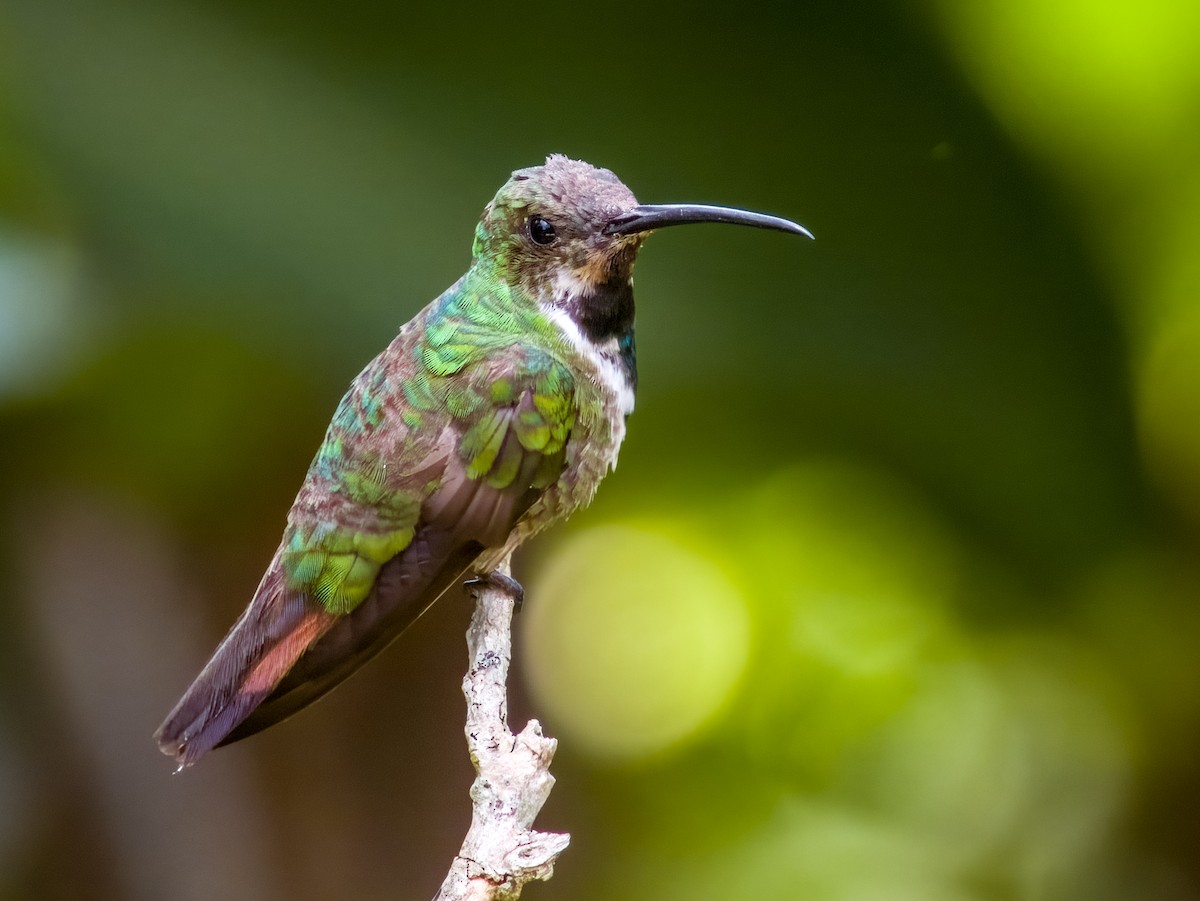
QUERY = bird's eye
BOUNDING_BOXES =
[528,216,557,246]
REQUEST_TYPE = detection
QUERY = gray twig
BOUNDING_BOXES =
[433,559,570,900]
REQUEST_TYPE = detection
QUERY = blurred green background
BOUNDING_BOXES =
[2,0,1199,898]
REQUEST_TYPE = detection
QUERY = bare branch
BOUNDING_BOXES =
[434,560,570,900]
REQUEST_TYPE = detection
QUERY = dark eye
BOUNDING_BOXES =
[528,216,557,245]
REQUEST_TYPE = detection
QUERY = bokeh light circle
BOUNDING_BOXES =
[523,523,750,760]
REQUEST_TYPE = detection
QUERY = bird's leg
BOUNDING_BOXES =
[464,570,526,612]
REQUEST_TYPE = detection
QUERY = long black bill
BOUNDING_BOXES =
[603,203,813,239]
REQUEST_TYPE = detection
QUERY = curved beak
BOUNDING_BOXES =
[603,203,813,239]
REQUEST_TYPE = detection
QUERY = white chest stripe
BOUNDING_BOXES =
[545,307,636,422]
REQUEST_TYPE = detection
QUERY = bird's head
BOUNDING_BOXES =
[472,154,811,309]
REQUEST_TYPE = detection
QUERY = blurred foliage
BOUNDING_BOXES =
[1,1,1198,899]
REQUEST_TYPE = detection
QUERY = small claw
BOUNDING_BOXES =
[464,570,525,611]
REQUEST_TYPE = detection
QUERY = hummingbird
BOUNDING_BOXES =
[155,154,811,767]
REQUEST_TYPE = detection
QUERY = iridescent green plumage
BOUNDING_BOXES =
[155,154,808,767]
[278,273,579,621]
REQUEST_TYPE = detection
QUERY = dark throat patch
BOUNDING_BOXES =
[569,278,637,390]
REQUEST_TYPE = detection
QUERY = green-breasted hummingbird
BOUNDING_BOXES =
[156,155,810,767]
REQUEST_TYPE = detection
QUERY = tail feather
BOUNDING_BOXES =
[154,555,338,767]
[214,525,481,747]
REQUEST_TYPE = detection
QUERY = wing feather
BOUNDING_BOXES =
[155,330,578,765]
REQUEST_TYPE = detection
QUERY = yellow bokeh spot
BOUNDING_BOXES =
[933,0,1200,172]
[523,524,750,760]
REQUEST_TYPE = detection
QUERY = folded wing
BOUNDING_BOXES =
[155,335,575,766]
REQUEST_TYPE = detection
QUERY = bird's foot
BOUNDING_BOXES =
[464,570,525,612]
